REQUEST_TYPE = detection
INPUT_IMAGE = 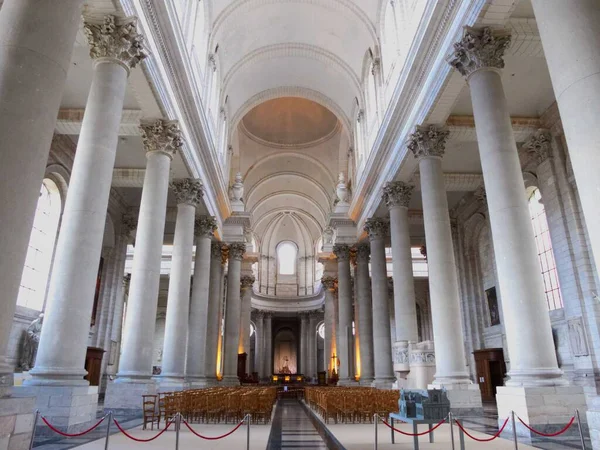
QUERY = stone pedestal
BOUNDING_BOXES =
[407,341,436,390]
[429,383,482,416]
[392,341,410,385]
[102,381,156,414]
[497,386,587,443]
[0,396,35,450]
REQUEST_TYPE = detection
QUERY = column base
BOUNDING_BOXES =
[428,382,482,416]
[219,375,240,386]
[24,368,88,387]
[337,378,357,387]
[0,394,35,449]
[187,377,212,388]
[359,377,374,387]
[155,376,188,392]
[372,377,396,390]
[13,385,98,438]
[497,385,587,444]
[104,378,156,414]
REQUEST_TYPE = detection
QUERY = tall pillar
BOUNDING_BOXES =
[254,312,265,379]
[322,277,337,374]
[300,313,309,374]
[530,0,600,283]
[355,243,375,385]
[364,219,395,388]
[383,182,419,381]
[0,0,83,401]
[307,312,319,380]
[407,125,481,412]
[204,241,224,384]
[239,275,255,375]
[449,26,583,430]
[222,243,245,385]
[333,245,353,384]
[264,313,273,376]
[105,119,181,410]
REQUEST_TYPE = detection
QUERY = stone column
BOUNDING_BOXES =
[322,277,337,374]
[333,245,354,384]
[254,312,264,379]
[264,313,273,376]
[105,120,181,409]
[364,219,395,388]
[530,0,600,284]
[29,16,147,389]
[222,243,245,385]
[238,275,255,375]
[0,0,82,398]
[355,243,375,385]
[160,180,203,387]
[185,216,217,387]
[204,241,224,383]
[300,313,309,374]
[383,182,419,380]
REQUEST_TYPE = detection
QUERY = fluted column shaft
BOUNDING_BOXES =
[30,17,147,385]
[322,279,337,373]
[204,242,224,382]
[185,217,216,384]
[222,243,245,384]
[333,245,353,383]
[365,220,395,388]
[0,0,83,383]
[355,244,375,385]
[300,314,309,374]
[408,126,470,385]
[308,313,319,379]
[116,120,181,381]
[239,275,254,374]
[264,314,273,376]
[254,313,264,378]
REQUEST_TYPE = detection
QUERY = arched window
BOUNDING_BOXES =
[317,322,325,339]
[17,179,62,310]
[528,188,563,310]
[250,323,255,337]
[277,241,297,275]
[381,1,400,79]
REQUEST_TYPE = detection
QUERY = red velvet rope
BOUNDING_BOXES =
[41,416,106,437]
[455,417,509,442]
[181,418,245,440]
[517,415,575,437]
[113,417,174,442]
[382,416,448,436]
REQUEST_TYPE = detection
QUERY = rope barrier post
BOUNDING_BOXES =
[104,411,112,450]
[28,410,39,450]
[511,411,519,450]
[246,414,251,450]
[576,409,586,450]
[373,414,378,450]
[390,416,394,444]
[456,419,465,450]
[175,413,180,450]
[449,412,455,450]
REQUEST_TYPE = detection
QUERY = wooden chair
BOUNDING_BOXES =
[142,395,159,430]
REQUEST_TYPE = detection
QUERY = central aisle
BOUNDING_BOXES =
[266,399,343,450]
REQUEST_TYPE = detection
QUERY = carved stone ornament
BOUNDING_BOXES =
[474,185,487,204]
[19,314,44,371]
[240,275,255,289]
[567,317,589,357]
[355,243,370,261]
[140,119,183,158]
[333,244,351,261]
[410,351,436,364]
[170,178,204,206]
[211,240,222,259]
[228,242,246,260]
[121,212,137,236]
[122,273,132,289]
[321,276,337,290]
[195,216,217,237]
[392,345,409,365]
[322,227,334,246]
[335,172,350,205]
[448,26,511,79]
[221,244,230,264]
[407,125,449,160]
[382,181,413,209]
[84,15,148,70]
[524,129,553,165]
[230,172,244,203]
[364,218,390,240]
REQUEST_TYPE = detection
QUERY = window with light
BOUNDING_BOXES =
[277,241,297,275]
[317,323,325,339]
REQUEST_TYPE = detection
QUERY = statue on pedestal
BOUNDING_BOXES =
[19,313,44,371]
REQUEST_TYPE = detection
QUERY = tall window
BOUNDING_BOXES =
[17,180,62,310]
[277,241,297,275]
[528,188,563,310]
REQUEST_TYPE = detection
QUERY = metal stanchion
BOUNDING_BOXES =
[374,414,378,450]
[104,411,112,450]
[511,411,519,449]
[576,409,587,450]
[175,412,180,450]
[246,414,251,450]
[28,410,39,450]
[449,412,455,450]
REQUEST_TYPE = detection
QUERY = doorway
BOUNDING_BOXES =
[473,348,506,402]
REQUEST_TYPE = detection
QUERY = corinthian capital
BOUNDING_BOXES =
[407,125,449,160]
[382,181,413,209]
[211,240,223,259]
[84,15,148,71]
[195,216,217,237]
[364,218,389,240]
[448,27,511,79]
[170,179,204,206]
[333,244,351,261]
[121,212,137,236]
[523,129,553,165]
[321,276,337,290]
[241,275,255,289]
[140,119,183,158]
[355,243,370,262]
[228,242,246,260]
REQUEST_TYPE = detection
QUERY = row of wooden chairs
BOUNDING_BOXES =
[143,387,277,429]
[305,387,399,424]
